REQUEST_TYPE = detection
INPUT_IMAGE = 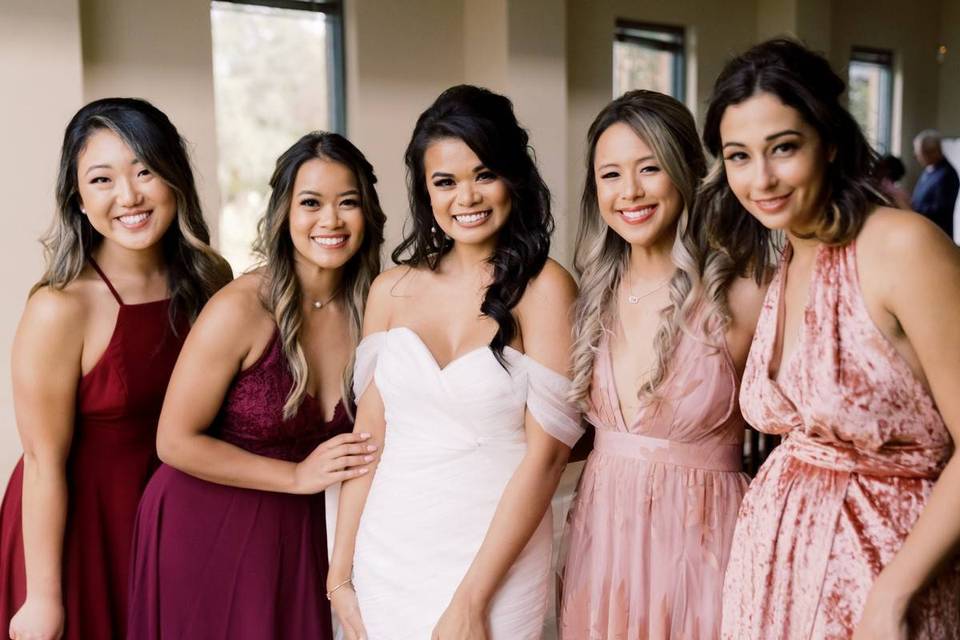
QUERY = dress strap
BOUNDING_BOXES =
[88,257,124,305]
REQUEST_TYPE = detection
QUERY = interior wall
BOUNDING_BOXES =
[831,0,943,188]
[79,0,222,245]
[0,0,85,479]
[938,0,960,136]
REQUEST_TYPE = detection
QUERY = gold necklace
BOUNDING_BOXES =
[310,289,340,310]
[625,273,671,304]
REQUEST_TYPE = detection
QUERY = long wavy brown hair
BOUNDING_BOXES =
[253,132,386,420]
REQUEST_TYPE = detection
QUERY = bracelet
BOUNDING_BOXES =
[326,578,353,600]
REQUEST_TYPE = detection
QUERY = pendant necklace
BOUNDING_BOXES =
[310,289,341,310]
[625,271,671,304]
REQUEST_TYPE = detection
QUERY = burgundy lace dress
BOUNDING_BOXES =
[127,328,351,639]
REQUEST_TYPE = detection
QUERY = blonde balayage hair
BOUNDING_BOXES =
[254,132,385,420]
[570,90,736,409]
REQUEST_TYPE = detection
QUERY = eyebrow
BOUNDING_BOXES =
[296,189,360,198]
[596,155,656,171]
[83,157,141,176]
[430,164,489,180]
[722,129,804,150]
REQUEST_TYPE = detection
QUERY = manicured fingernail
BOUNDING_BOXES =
[366,444,377,452]
[360,432,371,439]
[364,455,374,462]
[359,468,369,474]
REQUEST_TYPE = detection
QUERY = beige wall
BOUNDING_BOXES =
[938,0,960,136]
[0,0,85,479]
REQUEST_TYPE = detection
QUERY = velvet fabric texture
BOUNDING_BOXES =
[560,314,748,640]
[127,328,351,640]
[722,241,960,639]
[0,263,186,639]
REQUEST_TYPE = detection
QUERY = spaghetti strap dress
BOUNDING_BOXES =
[127,327,351,640]
[0,259,186,639]
[721,241,960,639]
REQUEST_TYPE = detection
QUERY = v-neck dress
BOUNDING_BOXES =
[0,259,186,639]
[721,242,960,639]
[127,328,352,640]
[559,307,749,639]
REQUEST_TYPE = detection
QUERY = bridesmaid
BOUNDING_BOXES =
[127,132,385,639]
[702,40,960,639]
[559,90,766,638]
[0,98,231,640]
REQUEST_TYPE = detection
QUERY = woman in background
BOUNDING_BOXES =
[702,39,960,639]
[559,90,766,639]
[0,97,231,640]
[127,132,385,639]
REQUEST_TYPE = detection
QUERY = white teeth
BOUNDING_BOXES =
[454,211,490,224]
[118,212,149,225]
[312,236,347,246]
[621,206,655,221]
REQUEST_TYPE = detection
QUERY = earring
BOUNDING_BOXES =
[430,225,438,235]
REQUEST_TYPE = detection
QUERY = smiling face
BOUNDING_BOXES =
[594,122,683,250]
[288,158,365,271]
[423,137,511,250]
[719,91,831,234]
[76,128,178,251]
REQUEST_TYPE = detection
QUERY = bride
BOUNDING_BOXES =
[327,85,582,640]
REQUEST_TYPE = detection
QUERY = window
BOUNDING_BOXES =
[210,0,345,273]
[848,47,894,154]
[613,20,685,101]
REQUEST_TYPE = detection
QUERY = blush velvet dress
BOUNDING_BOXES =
[721,242,960,639]
[0,259,186,639]
[559,310,749,639]
[346,327,582,640]
[127,327,351,640]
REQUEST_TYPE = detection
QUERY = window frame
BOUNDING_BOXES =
[849,46,895,154]
[212,0,346,133]
[613,18,686,102]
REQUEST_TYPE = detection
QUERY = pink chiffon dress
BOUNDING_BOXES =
[721,241,960,639]
[560,311,749,639]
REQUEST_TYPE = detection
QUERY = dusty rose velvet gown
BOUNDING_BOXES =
[560,312,749,639]
[722,242,960,639]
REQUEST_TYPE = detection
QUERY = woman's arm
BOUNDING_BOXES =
[8,289,85,640]
[156,278,372,495]
[433,260,578,640]
[853,211,960,639]
[327,269,397,640]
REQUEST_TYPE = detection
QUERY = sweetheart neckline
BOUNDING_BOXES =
[387,326,521,373]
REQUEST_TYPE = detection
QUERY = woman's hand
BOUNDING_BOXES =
[9,596,64,640]
[431,597,489,640]
[329,584,367,640]
[852,576,910,640]
[292,432,376,494]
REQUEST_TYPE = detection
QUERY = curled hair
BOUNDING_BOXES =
[254,132,385,420]
[39,97,232,323]
[393,85,553,364]
[700,38,885,278]
[569,90,733,408]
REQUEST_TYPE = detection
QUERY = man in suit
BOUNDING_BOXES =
[912,129,959,241]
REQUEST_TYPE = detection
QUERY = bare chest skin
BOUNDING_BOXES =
[609,288,670,427]
[770,253,815,381]
[301,305,353,422]
[389,267,517,369]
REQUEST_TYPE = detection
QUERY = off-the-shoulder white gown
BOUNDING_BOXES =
[344,327,581,640]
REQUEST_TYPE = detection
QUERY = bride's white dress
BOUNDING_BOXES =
[349,327,582,640]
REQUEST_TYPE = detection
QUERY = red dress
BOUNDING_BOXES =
[0,260,186,639]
